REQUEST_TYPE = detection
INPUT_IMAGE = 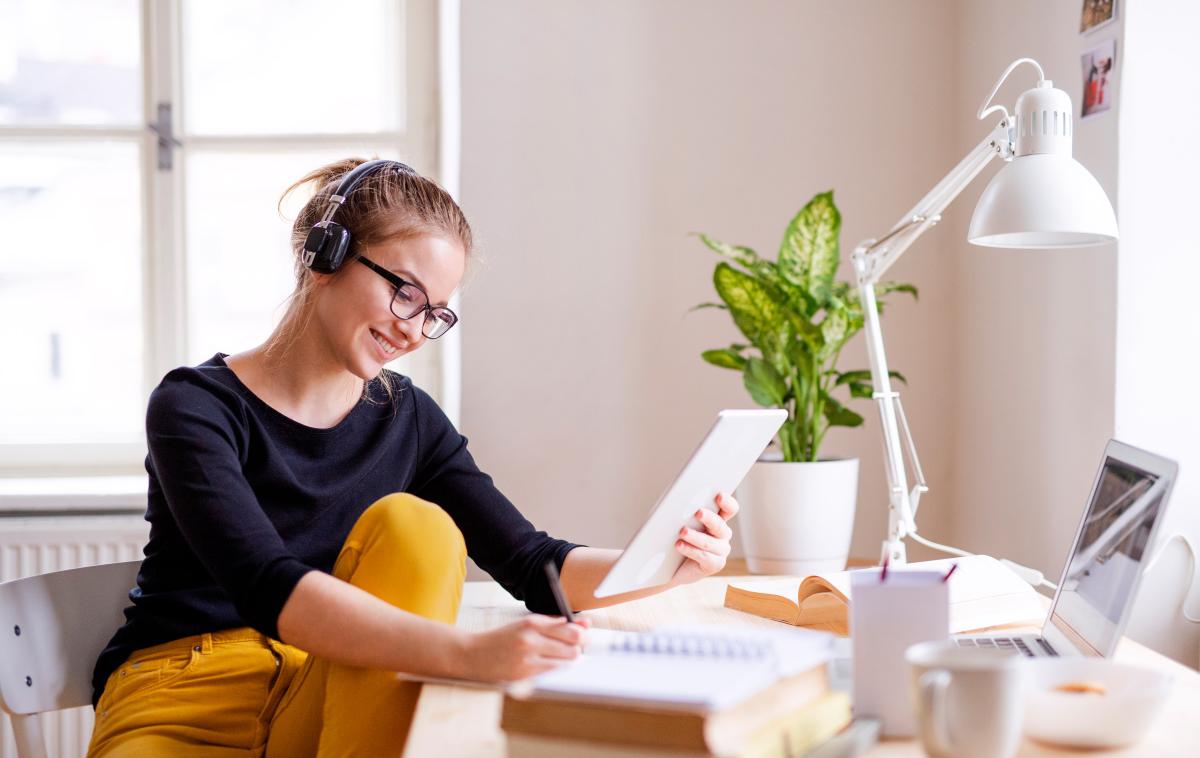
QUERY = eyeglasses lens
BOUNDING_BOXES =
[422,309,456,339]
[391,283,427,320]
[389,284,456,339]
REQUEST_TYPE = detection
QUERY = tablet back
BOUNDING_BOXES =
[594,409,786,598]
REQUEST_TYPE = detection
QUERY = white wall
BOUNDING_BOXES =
[458,0,959,567]
[1115,1,1200,666]
[945,1,1121,588]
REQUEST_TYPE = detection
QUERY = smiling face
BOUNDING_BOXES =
[311,234,467,380]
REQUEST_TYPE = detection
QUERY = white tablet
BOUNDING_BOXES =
[593,409,787,598]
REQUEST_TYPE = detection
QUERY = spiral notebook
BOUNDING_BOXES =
[527,625,835,712]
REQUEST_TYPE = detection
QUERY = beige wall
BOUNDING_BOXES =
[945,3,1120,584]
[458,0,959,567]
[456,0,1199,669]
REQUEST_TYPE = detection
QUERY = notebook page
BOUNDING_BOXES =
[531,652,778,711]
[531,625,834,710]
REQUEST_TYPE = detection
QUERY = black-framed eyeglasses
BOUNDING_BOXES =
[356,255,459,339]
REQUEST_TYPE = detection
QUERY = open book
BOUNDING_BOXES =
[724,555,1045,635]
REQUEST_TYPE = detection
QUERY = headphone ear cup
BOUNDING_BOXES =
[302,222,353,273]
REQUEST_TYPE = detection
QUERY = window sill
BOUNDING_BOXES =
[0,475,147,514]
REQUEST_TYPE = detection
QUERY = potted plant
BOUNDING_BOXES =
[694,190,915,574]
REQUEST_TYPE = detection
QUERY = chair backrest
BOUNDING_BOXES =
[0,561,140,716]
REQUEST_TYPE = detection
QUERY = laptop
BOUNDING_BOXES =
[954,439,1177,658]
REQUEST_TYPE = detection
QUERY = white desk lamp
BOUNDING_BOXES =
[853,58,1118,567]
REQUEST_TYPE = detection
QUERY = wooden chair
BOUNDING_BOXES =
[0,561,139,758]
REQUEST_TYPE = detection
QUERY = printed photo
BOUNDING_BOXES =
[1080,0,1117,34]
[1080,39,1116,119]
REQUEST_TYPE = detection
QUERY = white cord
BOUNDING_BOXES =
[907,531,1058,592]
[908,531,971,558]
[1144,533,1200,624]
[976,57,1046,123]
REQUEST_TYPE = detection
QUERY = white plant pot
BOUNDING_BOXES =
[736,456,859,575]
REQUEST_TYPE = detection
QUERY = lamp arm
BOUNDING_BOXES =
[852,122,1011,565]
[856,122,1012,283]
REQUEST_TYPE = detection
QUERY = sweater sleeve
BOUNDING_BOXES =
[145,377,313,638]
[407,387,581,615]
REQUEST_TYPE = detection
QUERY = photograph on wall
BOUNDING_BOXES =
[1080,39,1117,119]
[1080,0,1117,34]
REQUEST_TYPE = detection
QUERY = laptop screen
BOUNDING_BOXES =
[1048,456,1168,655]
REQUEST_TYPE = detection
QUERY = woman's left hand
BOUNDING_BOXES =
[670,492,739,587]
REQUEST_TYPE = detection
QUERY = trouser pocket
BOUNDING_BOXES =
[101,644,199,708]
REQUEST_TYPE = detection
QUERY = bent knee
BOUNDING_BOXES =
[355,493,466,559]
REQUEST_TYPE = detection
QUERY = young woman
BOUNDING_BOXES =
[87,159,739,757]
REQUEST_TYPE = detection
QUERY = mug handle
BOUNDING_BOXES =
[919,669,954,755]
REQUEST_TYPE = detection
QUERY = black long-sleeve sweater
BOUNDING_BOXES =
[92,354,579,706]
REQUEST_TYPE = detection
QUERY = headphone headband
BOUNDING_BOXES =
[303,159,416,273]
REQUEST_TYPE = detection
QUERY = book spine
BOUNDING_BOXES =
[502,697,707,750]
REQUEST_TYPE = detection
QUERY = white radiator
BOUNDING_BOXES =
[0,515,148,758]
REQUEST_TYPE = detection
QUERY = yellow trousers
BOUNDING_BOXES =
[87,493,467,757]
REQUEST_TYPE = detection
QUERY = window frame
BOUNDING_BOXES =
[0,0,453,478]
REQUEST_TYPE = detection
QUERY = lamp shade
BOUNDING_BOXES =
[968,153,1119,248]
[969,80,1117,248]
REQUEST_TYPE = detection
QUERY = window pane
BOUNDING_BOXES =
[0,141,143,444]
[181,0,402,136]
[0,0,141,126]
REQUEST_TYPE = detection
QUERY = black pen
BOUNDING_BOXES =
[543,560,575,622]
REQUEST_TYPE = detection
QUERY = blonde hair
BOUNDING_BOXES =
[268,158,472,396]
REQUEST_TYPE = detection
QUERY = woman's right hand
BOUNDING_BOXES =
[459,614,589,682]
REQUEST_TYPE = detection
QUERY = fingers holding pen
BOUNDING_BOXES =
[468,614,592,681]
[521,615,588,659]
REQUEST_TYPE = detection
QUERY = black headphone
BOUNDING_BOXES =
[301,159,416,274]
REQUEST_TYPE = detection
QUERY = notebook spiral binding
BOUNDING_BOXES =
[609,631,775,660]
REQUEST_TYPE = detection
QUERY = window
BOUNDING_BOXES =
[0,0,446,475]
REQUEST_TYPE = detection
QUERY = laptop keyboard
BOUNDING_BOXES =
[955,636,1059,657]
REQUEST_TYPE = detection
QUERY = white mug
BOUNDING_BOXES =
[905,640,1025,758]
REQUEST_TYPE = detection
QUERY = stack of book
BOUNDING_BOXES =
[501,627,850,758]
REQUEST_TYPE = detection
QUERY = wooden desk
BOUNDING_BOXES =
[403,577,1200,757]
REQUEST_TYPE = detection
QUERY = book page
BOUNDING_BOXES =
[724,577,803,601]
[729,555,1034,610]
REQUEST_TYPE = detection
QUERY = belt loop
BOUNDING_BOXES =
[201,633,214,654]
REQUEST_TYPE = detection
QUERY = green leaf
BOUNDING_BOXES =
[876,281,919,301]
[822,394,865,427]
[778,191,841,306]
[713,262,782,347]
[687,302,728,312]
[818,308,851,360]
[835,369,907,387]
[847,381,874,399]
[834,369,871,386]
[743,357,788,407]
[695,233,760,269]
[701,348,747,370]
